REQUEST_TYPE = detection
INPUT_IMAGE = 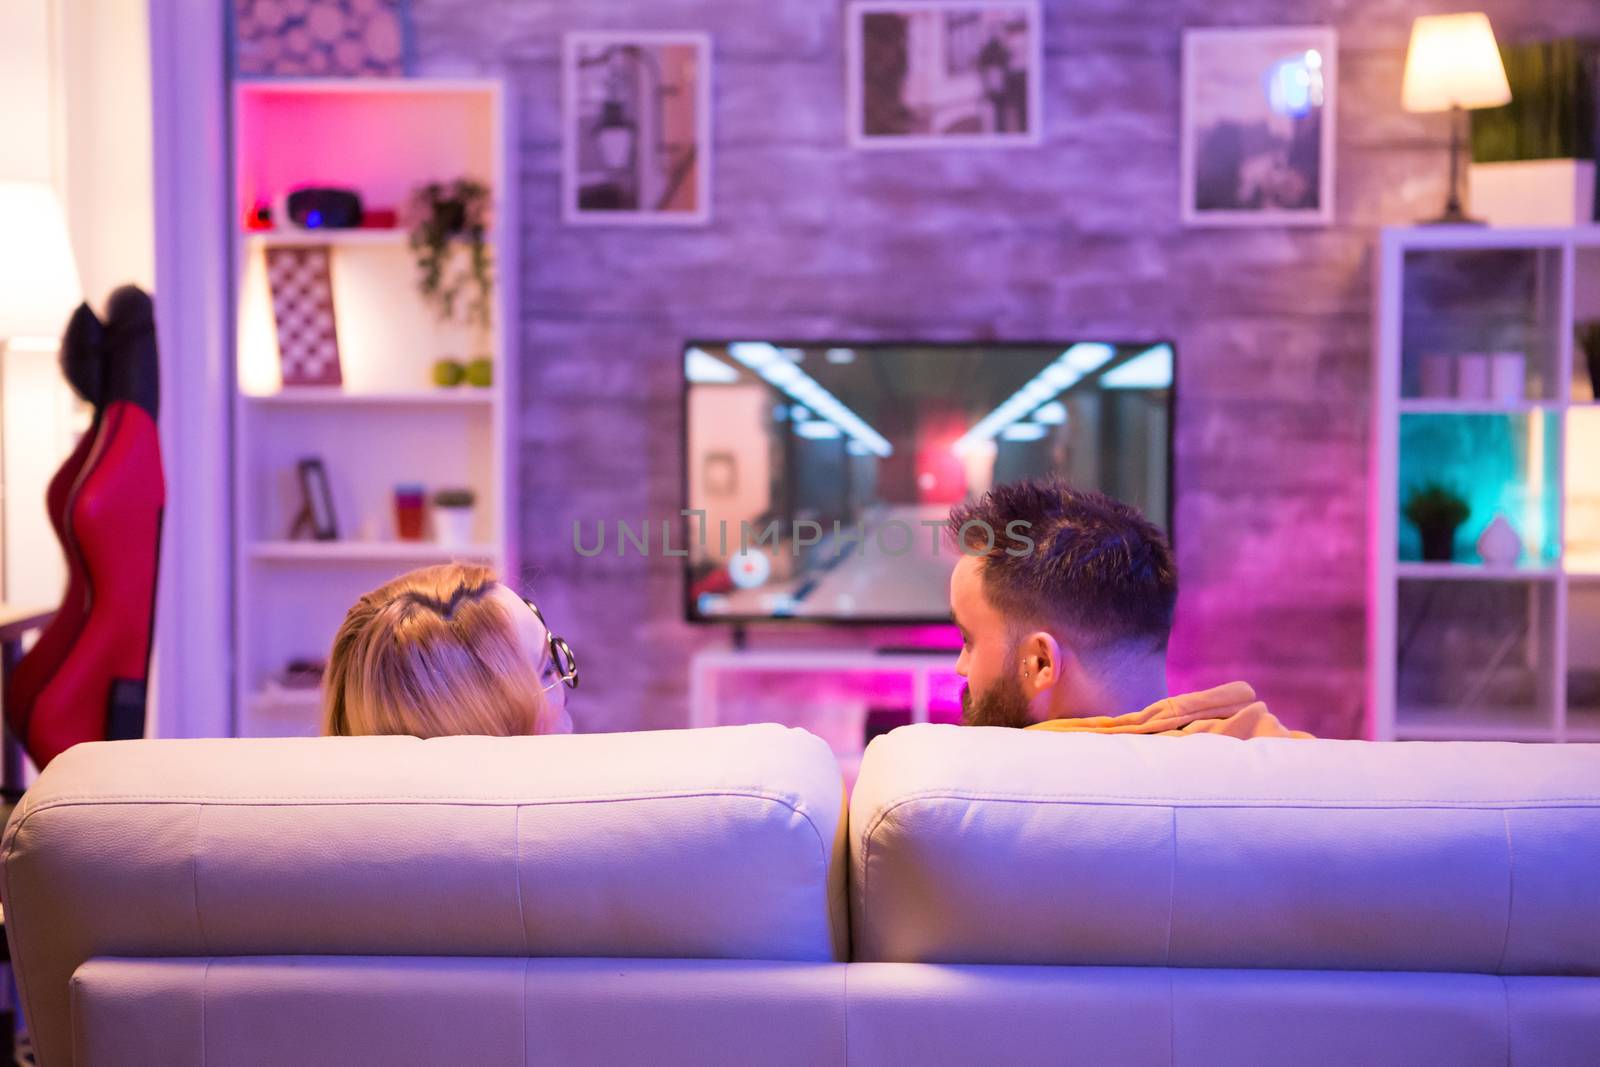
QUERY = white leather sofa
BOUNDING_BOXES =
[3,723,1597,1066]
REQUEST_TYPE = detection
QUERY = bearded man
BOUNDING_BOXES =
[948,479,1309,739]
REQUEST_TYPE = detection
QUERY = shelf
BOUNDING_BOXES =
[243,228,410,247]
[248,686,322,712]
[1383,225,1597,251]
[242,686,323,739]
[1398,400,1560,415]
[1394,706,1555,742]
[247,541,499,564]
[243,388,493,408]
[1395,562,1560,581]
[237,77,503,96]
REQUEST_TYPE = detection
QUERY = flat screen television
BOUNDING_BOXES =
[683,341,1174,624]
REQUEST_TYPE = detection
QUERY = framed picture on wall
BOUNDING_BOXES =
[1181,27,1337,226]
[847,1,1043,149]
[563,31,713,225]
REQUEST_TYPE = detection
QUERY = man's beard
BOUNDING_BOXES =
[961,672,1034,729]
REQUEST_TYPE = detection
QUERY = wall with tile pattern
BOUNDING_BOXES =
[374,0,1600,737]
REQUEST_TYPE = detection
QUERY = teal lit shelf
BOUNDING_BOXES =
[1398,411,1561,566]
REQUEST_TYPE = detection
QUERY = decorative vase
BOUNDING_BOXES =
[1456,354,1491,401]
[1476,513,1523,567]
[1419,522,1461,563]
[1419,353,1454,399]
[1489,352,1526,404]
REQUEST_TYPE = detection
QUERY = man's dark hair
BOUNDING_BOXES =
[948,478,1177,652]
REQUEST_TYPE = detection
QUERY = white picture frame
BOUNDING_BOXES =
[563,31,713,225]
[1181,26,1337,226]
[847,0,1044,149]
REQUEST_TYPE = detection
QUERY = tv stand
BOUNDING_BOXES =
[688,647,963,776]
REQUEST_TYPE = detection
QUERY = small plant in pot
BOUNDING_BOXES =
[432,488,477,548]
[409,178,494,337]
[1403,481,1471,563]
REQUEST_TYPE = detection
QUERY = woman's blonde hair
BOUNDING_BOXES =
[322,563,549,738]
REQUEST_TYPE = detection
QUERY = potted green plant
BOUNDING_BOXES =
[408,179,494,334]
[1403,482,1471,563]
[1469,38,1597,225]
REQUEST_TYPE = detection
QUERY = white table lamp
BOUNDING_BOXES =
[0,181,82,345]
[0,180,83,604]
[1402,13,1513,225]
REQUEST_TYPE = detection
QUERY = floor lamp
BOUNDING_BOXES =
[0,180,84,605]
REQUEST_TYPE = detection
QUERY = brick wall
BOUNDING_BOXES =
[400,0,1600,738]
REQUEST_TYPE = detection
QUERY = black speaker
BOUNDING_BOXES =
[286,187,363,229]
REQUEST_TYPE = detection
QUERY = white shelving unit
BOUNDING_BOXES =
[1372,225,1600,742]
[231,79,517,737]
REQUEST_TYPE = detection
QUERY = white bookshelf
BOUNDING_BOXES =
[231,79,518,737]
[1372,225,1600,742]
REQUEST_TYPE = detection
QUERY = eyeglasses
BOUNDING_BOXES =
[523,597,579,692]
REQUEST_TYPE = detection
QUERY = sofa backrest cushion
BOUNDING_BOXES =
[2,725,846,1067]
[850,725,1600,973]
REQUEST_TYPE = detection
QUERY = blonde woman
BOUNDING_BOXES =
[323,563,577,738]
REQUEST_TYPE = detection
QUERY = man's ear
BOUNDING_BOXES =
[1020,631,1064,694]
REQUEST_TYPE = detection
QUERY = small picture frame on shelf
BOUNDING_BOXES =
[291,457,339,542]
[563,31,713,225]
[1181,27,1337,226]
[846,0,1043,149]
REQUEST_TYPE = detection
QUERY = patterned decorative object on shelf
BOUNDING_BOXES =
[235,0,409,78]
[266,246,343,387]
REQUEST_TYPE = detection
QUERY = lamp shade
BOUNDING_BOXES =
[1402,13,1513,113]
[0,181,82,342]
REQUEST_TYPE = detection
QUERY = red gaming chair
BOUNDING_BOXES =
[5,286,164,770]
